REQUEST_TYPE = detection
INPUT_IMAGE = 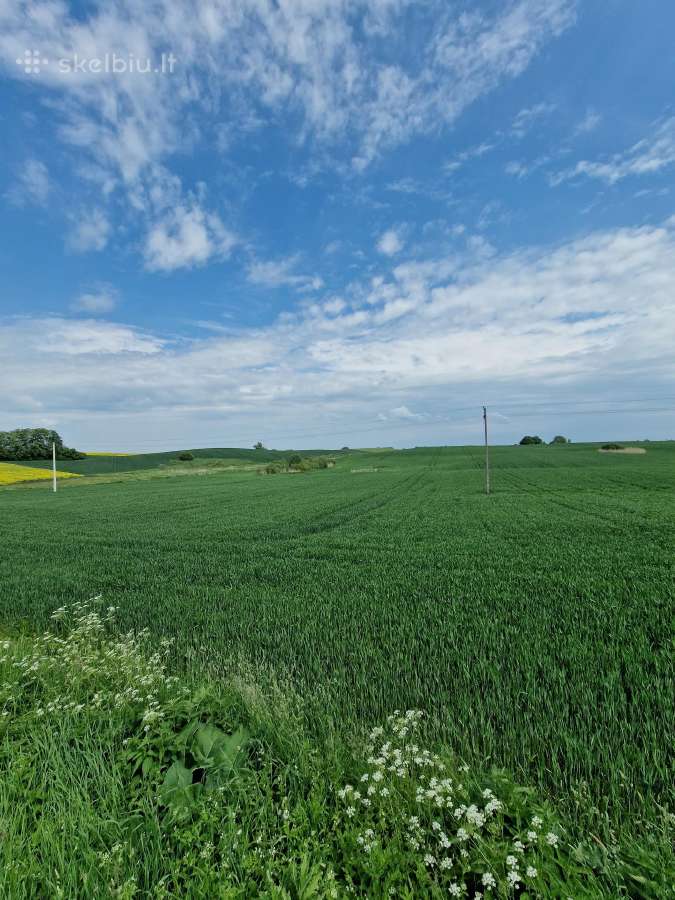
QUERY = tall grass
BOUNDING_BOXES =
[1,601,672,898]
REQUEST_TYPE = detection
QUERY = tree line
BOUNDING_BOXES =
[519,435,569,446]
[0,428,85,461]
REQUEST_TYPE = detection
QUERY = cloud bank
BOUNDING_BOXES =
[3,220,673,446]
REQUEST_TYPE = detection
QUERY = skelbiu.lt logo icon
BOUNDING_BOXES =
[16,50,49,74]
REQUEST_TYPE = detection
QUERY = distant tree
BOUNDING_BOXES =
[341,446,350,451]
[178,451,194,461]
[253,441,265,450]
[288,454,302,467]
[0,428,85,461]
[550,435,569,445]
[519,435,543,445]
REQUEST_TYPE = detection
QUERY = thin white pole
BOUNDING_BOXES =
[52,441,57,493]
[483,406,490,495]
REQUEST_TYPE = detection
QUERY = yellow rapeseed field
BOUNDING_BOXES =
[0,463,80,485]
[84,451,133,456]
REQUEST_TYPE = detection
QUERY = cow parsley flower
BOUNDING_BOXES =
[546,831,559,847]
[466,805,485,827]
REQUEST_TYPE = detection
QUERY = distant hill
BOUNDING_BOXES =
[10,447,344,475]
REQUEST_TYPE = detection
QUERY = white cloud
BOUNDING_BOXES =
[574,108,601,135]
[0,0,577,206]
[512,102,556,137]
[389,405,422,419]
[67,209,110,252]
[552,117,675,185]
[505,160,529,178]
[247,255,323,291]
[71,287,118,314]
[322,297,346,316]
[0,0,578,282]
[2,318,163,359]
[7,158,50,206]
[144,205,236,272]
[444,141,495,174]
[505,152,556,181]
[4,221,674,442]
[377,229,404,256]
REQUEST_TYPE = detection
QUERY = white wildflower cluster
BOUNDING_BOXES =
[336,711,562,896]
[356,828,377,853]
[0,600,178,726]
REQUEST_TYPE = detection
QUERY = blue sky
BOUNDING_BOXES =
[1,0,674,451]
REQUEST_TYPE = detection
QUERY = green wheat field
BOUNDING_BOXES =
[1,442,673,896]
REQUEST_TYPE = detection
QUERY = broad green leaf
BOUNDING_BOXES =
[192,724,248,773]
[158,760,199,817]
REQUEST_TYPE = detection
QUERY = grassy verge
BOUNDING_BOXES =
[0,602,671,898]
[0,458,263,491]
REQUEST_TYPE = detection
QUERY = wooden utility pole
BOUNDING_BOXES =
[483,406,490,495]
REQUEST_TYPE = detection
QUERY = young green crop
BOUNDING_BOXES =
[0,442,673,859]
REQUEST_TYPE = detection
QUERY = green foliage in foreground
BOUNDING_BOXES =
[1,604,671,899]
[0,427,85,461]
